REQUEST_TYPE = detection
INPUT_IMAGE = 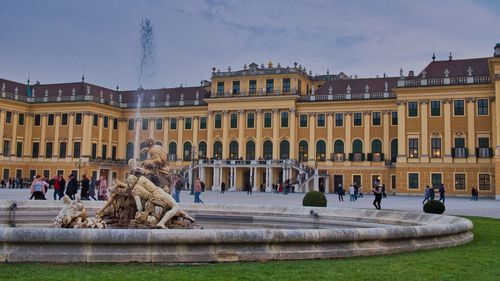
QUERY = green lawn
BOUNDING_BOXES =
[1,217,499,281]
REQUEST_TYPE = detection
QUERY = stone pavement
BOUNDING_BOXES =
[1,188,499,219]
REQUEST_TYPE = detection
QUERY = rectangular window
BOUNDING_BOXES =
[230,113,238,128]
[478,137,489,148]
[155,119,163,130]
[16,141,22,158]
[408,102,418,117]
[112,146,117,160]
[281,112,288,127]
[93,114,99,126]
[372,112,381,126]
[61,113,68,126]
[353,112,362,126]
[16,169,22,179]
[75,113,82,125]
[3,169,9,180]
[48,114,54,126]
[217,82,224,95]
[477,99,489,116]
[299,114,308,128]
[59,142,67,159]
[214,114,221,129]
[282,78,291,93]
[45,142,53,158]
[408,138,419,158]
[32,142,39,158]
[431,173,442,189]
[18,113,25,125]
[5,111,12,124]
[91,143,97,159]
[103,116,109,128]
[73,142,81,158]
[128,119,135,130]
[141,119,148,130]
[247,113,255,128]
[408,173,419,189]
[455,174,466,190]
[431,138,441,158]
[317,114,325,127]
[454,100,465,116]
[170,118,177,130]
[43,170,50,179]
[335,113,344,127]
[430,100,441,116]
[200,117,207,129]
[102,144,107,159]
[113,118,118,130]
[34,114,41,126]
[185,117,192,130]
[264,112,272,128]
[249,80,257,94]
[391,111,398,125]
[3,140,10,156]
[479,174,491,190]
[232,81,240,94]
[266,79,274,93]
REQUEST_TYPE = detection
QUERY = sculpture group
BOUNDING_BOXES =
[54,138,196,229]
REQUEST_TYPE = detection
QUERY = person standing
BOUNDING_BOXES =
[30,175,48,200]
[53,176,62,200]
[337,184,344,202]
[194,178,204,203]
[89,177,97,200]
[438,184,446,203]
[353,182,359,201]
[382,184,387,198]
[98,176,108,201]
[349,184,355,202]
[422,186,430,204]
[173,175,184,203]
[372,185,382,210]
[58,175,66,200]
[80,175,90,200]
[65,174,78,200]
[429,186,435,201]
[471,186,478,201]
[220,181,226,194]
[358,185,364,198]
[247,181,253,195]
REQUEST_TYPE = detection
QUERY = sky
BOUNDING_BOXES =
[0,0,499,90]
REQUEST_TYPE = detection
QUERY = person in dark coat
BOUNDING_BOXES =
[429,186,436,200]
[80,174,90,200]
[65,174,78,200]
[220,181,226,194]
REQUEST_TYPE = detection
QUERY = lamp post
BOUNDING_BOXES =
[74,158,87,181]
[189,146,197,195]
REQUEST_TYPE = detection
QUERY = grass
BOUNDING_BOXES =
[1,217,499,281]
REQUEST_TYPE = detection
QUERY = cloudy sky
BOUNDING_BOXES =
[1,0,499,90]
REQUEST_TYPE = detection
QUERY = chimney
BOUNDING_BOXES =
[495,43,500,57]
[449,52,453,61]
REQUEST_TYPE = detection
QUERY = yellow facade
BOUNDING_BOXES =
[1,50,500,199]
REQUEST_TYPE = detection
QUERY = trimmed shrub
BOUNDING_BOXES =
[423,200,446,214]
[302,191,327,207]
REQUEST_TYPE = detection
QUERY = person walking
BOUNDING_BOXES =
[349,184,355,202]
[471,186,478,201]
[98,176,108,201]
[429,186,435,201]
[220,181,226,194]
[372,185,382,210]
[30,175,48,200]
[89,177,97,200]
[337,184,344,202]
[173,175,184,203]
[58,174,66,200]
[358,185,364,198]
[65,174,78,200]
[80,175,90,200]
[422,186,430,204]
[353,183,359,201]
[247,181,253,195]
[53,176,62,200]
[382,184,387,198]
[438,184,446,203]
[194,178,204,203]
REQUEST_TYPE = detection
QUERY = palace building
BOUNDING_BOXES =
[1,43,500,199]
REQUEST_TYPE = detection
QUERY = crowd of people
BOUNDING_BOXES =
[0,177,26,189]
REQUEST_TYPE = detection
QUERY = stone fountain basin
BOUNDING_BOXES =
[0,200,473,263]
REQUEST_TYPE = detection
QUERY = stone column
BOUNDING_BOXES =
[345,112,352,156]
[97,114,104,158]
[40,114,47,157]
[363,111,370,159]
[253,167,258,191]
[289,108,297,159]
[420,100,429,162]
[149,118,155,139]
[108,116,113,158]
[163,117,169,148]
[397,101,406,163]
[177,117,184,161]
[193,116,199,151]
[222,110,229,159]
[82,112,92,157]
[23,114,33,157]
[443,99,452,163]
[67,113,75,157]
[0,110,4,155]
[238,110,244,158]
[117,118,127,160]
[326,113,333,161]
[383,111,390,156]
[54,113,61,157]
[207,112,213,158]
[272,109,279,159]
[308,113,316,162]
[467,98,476,162]
[11,112,18,156]
[256,109,263,158]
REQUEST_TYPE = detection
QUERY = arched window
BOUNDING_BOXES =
[229,141,238,159]
[198,141,207,159]
[316,140,326,161]
[280,140,290,160]
[371,139,382,153]
[391,139,398,162]
[126,142,134,161]
[183,142,192,161]
[352,139,363,153]
[168,142,177,161]
[334,140,344,153]
[298,140,308,162]
[213,141,222,159]
[263,140,273,160]
[140,142,148,161]
[246,140,255,160]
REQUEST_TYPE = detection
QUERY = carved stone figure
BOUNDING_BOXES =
[54,196,105,229]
